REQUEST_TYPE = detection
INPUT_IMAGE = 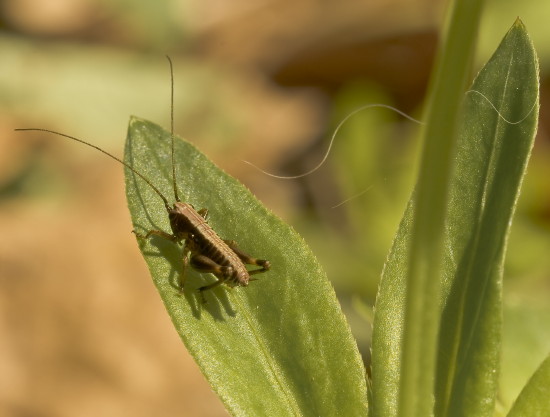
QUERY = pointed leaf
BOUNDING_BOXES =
[435,20,538,416]
[371,19,538,417]
[124,117,367,416]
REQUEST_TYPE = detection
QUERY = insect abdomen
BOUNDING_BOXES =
[173,202,250,286]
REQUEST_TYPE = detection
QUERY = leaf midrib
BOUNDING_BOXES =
[233,294,304,417]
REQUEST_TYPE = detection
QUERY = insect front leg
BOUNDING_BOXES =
[132,229,179,242]
[224,240,271,275]
[133,229,187,291]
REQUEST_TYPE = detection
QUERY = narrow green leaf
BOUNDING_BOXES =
[436,20,538,417]
[124,117,367,416]
[507,355,550,417]
[394,0,485,415]
[371,19,539,417]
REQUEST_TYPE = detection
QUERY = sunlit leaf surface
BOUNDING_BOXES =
[124,117,368,416]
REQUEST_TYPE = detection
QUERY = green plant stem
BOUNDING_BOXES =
[398,1,485,416]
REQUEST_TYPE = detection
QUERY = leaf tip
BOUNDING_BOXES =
[512,17,527,31]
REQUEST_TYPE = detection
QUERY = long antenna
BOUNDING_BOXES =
[14,128,172,211]
[166,55,180,203]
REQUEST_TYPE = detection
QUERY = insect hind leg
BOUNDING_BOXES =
[224,240,271,274]
[190,254,232,302]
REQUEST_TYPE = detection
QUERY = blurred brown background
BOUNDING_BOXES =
[1,0,549,416]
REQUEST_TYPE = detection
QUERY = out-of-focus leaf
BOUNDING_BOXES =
[507,355,550,417]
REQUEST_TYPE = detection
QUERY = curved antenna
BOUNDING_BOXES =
[166,56,181,203]
[14,128,171,211]
[243,103,424,179]
[465,89,538,125]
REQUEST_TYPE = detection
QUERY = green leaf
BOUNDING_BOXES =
[435,20,539,417]
[507,355,550,417]
[371,19,539,417]
[124,117,367,416]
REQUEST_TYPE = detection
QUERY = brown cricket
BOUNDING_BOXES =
[15,56,270,300]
